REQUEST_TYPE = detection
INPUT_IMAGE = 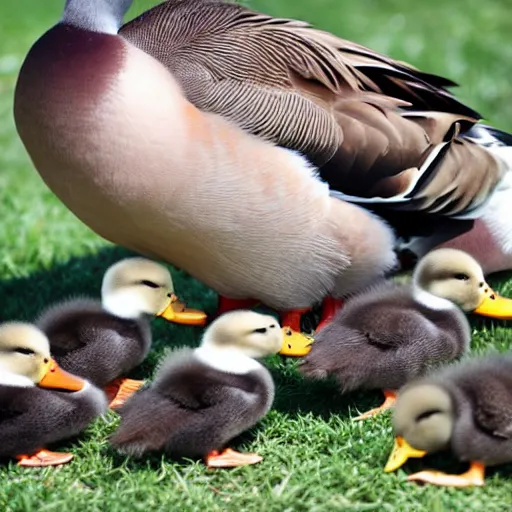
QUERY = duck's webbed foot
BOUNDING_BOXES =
[205,448,263,468]
[352,389,397,421]
[105,377,145,409]
[16,449,74,467]
[407,461,485,487]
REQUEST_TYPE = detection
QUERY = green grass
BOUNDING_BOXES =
[1,0,512,510]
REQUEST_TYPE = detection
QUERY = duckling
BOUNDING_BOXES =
[0,322,107,467]
[109,310,282,468]
[36,257,207,409]
[299,248,512,420]
[385,353,512,487]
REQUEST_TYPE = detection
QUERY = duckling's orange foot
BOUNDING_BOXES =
[16,449,73,467]
[216,296,260,317]
[352,389,397,421]
[406,461,485,487]
[205,448,263,468]
[105,378,145,409]
[316,297,344,333]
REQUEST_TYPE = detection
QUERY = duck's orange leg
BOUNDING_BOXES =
[280,308,311,333]
[16,449,73,467]
[104,377,145,409]
[316,297,344,333]
[407,461,485,487]
[216,296,260,316]
[352,389,397,421]
[205,448,263,468]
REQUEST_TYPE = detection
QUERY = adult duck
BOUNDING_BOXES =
[13,0,512,346]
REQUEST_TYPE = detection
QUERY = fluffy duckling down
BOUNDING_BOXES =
[0,322,107,467]
[36,257,207,409]
[110,310,282,468]
[299,248,512,420]
[385,353,512,487]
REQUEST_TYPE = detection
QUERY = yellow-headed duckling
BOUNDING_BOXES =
[385,353,512,487]
[299,249,512,420]
[36,257,206,409]
[109,310,282,468]
[0,322,107,467]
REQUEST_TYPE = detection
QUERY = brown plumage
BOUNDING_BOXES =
[120,0,507,220]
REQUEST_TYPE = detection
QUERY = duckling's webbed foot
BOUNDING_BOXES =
[16,449,73,467]
[105,378,145,409]
[352,389,397,421]
[406,461,485,487]
[205,448,263,468]
[315,297,344,333]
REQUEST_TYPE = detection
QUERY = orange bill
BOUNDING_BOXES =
[384,436,427,473]
[472,287,512,320]
[38,359,85,391]
[157,293,207,326]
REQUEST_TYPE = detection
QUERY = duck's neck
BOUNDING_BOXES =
[195,344,262,375]
[61,0,133,35]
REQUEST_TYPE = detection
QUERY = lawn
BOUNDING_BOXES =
[1,0,512,510]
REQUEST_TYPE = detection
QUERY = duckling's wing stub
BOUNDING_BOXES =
[462,377,512,439]
[112,349,274,458]
[0,385,106,458]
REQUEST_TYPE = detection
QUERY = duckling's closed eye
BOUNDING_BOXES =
[14,347,35,356]
[416,409,442,421]
[140,280,160,288]
[253,327,268,334]
[454,273,470,281]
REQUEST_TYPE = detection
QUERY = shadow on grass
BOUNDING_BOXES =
[0,245,219,378]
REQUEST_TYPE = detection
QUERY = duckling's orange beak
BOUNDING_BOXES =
[384,436,427,473]
[38,359,85,392]
[157,293,207,326]
[472,285,512,320]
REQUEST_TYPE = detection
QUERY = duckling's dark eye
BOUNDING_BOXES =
[416,409,442,421]
[14,347,35,356]
[253,327,267,334]
[269,324,277,329]
[454,273,469,281]
[140,280,160,288]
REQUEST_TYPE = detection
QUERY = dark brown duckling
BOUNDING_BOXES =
[385,352,512,487]
[109,310,282,468]
[36,257,206,409]
[0,322,107,467]
[298,249,507,420]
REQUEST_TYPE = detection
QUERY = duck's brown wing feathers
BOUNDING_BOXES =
[120,0,504,217]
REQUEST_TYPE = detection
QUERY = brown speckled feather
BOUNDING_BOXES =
[120,0,505,216]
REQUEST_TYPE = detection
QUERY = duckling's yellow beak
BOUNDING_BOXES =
[38,359,85,392]
[384,436,427,473]
[472,285,512,320]
[157,293,207,326]
[279,327,314,357]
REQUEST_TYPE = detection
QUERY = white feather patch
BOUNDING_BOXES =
[194,346,262,375]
